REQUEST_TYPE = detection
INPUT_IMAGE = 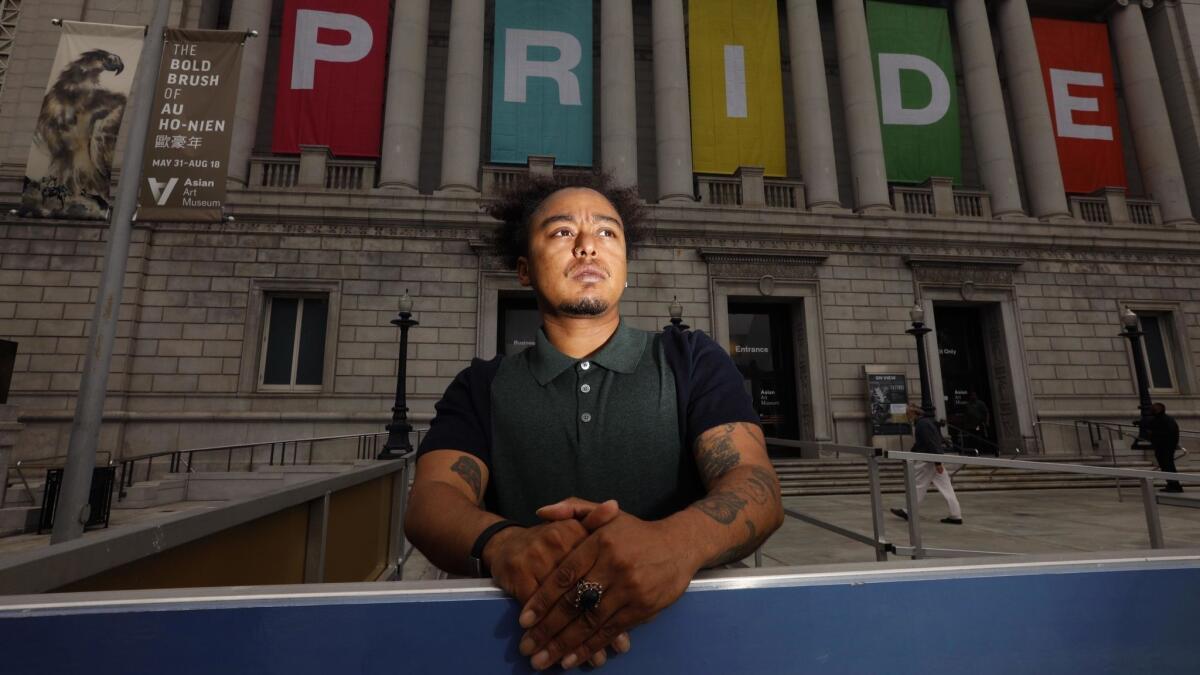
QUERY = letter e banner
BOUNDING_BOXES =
[272,0,388,157]
[1032,18,1126,193]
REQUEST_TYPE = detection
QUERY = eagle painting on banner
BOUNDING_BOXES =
[688,0,787,177]
[1032,18,1127,194]
[490,0,593,167]
[867,1,961,184]
[20,21,145,220]
[272,0,388,157]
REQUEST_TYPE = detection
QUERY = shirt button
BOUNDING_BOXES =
[581,413,592,423]
[580,384,591,393]
[580,361,591,371]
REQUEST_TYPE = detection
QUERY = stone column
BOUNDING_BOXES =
[226,0,272,187]
[1110,0,1195,224]
[601,0,638,187]
[787,0,841,209]
[996,0,1071,219]
[379,0,430,192]
[832,0,891,212]
[437,0,486,194]
[652,0,695,202]
[954,0,1024,218]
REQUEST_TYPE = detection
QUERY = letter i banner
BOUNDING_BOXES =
[866,1,961,184]
[140,29,244,222]
[688,0,787,176]
[490,0,593,166]
[20,21,145,220]
[271,0,388,157]
[1031,18,1126,194]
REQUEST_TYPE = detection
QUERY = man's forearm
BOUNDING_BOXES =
[404,480,506,576]
[665,464,784,569]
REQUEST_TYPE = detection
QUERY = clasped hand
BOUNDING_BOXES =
[495,497,697,671]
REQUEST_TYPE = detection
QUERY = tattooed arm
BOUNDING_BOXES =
[515,422,783,671]
[406,450,603,603]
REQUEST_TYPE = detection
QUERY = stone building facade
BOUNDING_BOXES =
[1,0,1199,464]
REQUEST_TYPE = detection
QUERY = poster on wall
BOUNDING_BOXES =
[271,0,388,157]
[688,0,787,176]
[490,0,593,166]
[1032,18,1127,194]
[139,29,243,222]
[19,21,145,220]
[867,372,910,436]
[867,1,961,184]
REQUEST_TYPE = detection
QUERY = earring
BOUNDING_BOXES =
[624,281,629,288]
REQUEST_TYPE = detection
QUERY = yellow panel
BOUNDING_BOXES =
[688,0,787,176]
[324,476,393,583]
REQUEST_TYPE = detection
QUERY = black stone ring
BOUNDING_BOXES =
[572,580,604,613]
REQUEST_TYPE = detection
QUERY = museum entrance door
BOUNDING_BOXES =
[933,303,1020,455]
[728,302,802,441]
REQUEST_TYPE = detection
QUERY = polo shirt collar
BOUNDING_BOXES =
[528,320,647,386]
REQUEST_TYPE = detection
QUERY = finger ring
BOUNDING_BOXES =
[572,580,604,612]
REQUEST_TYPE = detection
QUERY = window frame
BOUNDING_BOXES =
[241,279,341,396]
[1136,311,1179,394]
[258,294,328,392]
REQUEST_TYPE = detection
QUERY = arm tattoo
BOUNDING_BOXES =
[743,466,778,506]
[705,519,760,568]
[450,456,483,503]
[696,423,741,485]
[694,489,747,525]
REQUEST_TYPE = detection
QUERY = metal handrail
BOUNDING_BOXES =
[944,422,1001,456]
[4,453,113,507]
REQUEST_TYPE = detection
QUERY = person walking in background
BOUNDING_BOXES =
[891,403,964,525]
[1147,402,1182,493]
[962,391,990,452]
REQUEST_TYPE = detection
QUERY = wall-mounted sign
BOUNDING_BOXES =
[867,372,909,436]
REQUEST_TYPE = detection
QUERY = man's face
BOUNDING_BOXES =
[517,187,628,318]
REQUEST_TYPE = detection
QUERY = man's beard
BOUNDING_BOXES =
[557,297,609,316]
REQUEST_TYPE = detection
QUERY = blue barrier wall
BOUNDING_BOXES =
[1,553,1198,674]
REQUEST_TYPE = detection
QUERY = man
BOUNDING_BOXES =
[1147,402,1182,493]
[891,403,963,525]
[405,173,784,671]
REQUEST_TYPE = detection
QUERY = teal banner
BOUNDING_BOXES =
[490,0,593,166]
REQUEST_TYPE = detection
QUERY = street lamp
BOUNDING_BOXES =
[1119,307,1154,441]
[906,304,935,416]
[667,296,689,330]
[379,290,419,460]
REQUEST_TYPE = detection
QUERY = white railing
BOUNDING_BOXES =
[481,165,526,198]
[893,185,936,216]
[248,153,377,191]
[252,156,301,189]
[1069,189,1162,226]
[1128,199,1161,225]
[765,180,805,209]
[324,160,375,190]
[697,175,742,206]
[952,190,991,219]
[1072,196,1110,224]
[696,170,806,210]
[891,179,991,220]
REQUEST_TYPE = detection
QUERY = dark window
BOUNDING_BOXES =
[1139,314,1175,390]
[497,294,540,356]
[262,295,328,388]
[728,302,799,440]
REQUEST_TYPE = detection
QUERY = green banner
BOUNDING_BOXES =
[490,0,592,166]
[867,1,960,183]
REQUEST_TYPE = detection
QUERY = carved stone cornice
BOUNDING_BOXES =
[903,255,1024,287]
[699,247,828,280]
[468,239,507,271]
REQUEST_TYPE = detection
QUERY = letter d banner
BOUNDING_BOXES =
[490,0,593,166]
[867,1,961,183]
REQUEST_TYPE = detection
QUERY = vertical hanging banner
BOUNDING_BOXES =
[139,29,243,222]
[271,0,388,157]
[1032,18,1126,194]
[867,1,961,183]
[688,0,786,176]
[490,0,593,166]
[20,21,145,220]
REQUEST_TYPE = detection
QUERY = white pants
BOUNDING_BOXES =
[912,461,962,519]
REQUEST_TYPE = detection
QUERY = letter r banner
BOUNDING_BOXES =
[867,1,961,184]
[490,0,593,166]
[1032,18,1126,193]
[271,0,388,157]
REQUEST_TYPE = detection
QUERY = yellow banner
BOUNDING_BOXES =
[688,0,787,176]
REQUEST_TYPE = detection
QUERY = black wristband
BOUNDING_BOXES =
[469,519,522,578]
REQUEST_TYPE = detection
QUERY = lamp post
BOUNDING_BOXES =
[379,290,419,459]
[1119,307,1154,440]
[906,304,936,416]
[666,296,689,330]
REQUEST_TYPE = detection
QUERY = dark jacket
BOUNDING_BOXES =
[912,414,944,455]
[1148,412,1180,453]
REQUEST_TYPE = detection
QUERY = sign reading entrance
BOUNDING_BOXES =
[140,29,243,222]
[866,372,909,436]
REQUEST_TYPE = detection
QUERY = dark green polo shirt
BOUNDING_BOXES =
[418,322,759,526]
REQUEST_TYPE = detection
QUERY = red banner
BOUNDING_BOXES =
[271,0,388,157]
[1032,18,1126,194]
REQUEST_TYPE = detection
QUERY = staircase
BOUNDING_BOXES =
[772,455,1157,497]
